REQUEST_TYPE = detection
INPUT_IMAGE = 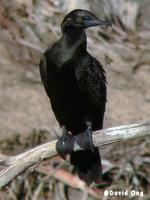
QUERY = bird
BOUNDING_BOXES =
[39,9,111,184]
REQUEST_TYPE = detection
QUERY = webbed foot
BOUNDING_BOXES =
[74,122,95,153]
[56,130,74,159]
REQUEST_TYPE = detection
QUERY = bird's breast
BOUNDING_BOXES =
[47,63,89,132]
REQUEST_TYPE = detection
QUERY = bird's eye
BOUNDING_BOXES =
[82,15,90,20]
[66,17,72,21]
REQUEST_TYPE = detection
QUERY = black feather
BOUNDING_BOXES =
[39,9,108,184]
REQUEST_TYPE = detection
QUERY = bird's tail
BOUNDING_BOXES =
[70,147,102,184]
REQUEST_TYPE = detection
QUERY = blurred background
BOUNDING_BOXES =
[0,0,150,199]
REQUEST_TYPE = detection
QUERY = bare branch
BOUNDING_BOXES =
[0,122,150,189]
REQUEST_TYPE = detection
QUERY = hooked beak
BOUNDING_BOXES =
[85,18,112,28]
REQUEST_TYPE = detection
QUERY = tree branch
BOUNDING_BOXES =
[0,122,150,189]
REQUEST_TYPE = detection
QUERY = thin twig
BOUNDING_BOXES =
[0,122,149,189]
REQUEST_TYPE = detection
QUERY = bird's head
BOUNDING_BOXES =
[61,9,111,33]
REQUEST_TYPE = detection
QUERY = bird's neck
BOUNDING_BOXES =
[51,28,87,70]
[62,28,87,51]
